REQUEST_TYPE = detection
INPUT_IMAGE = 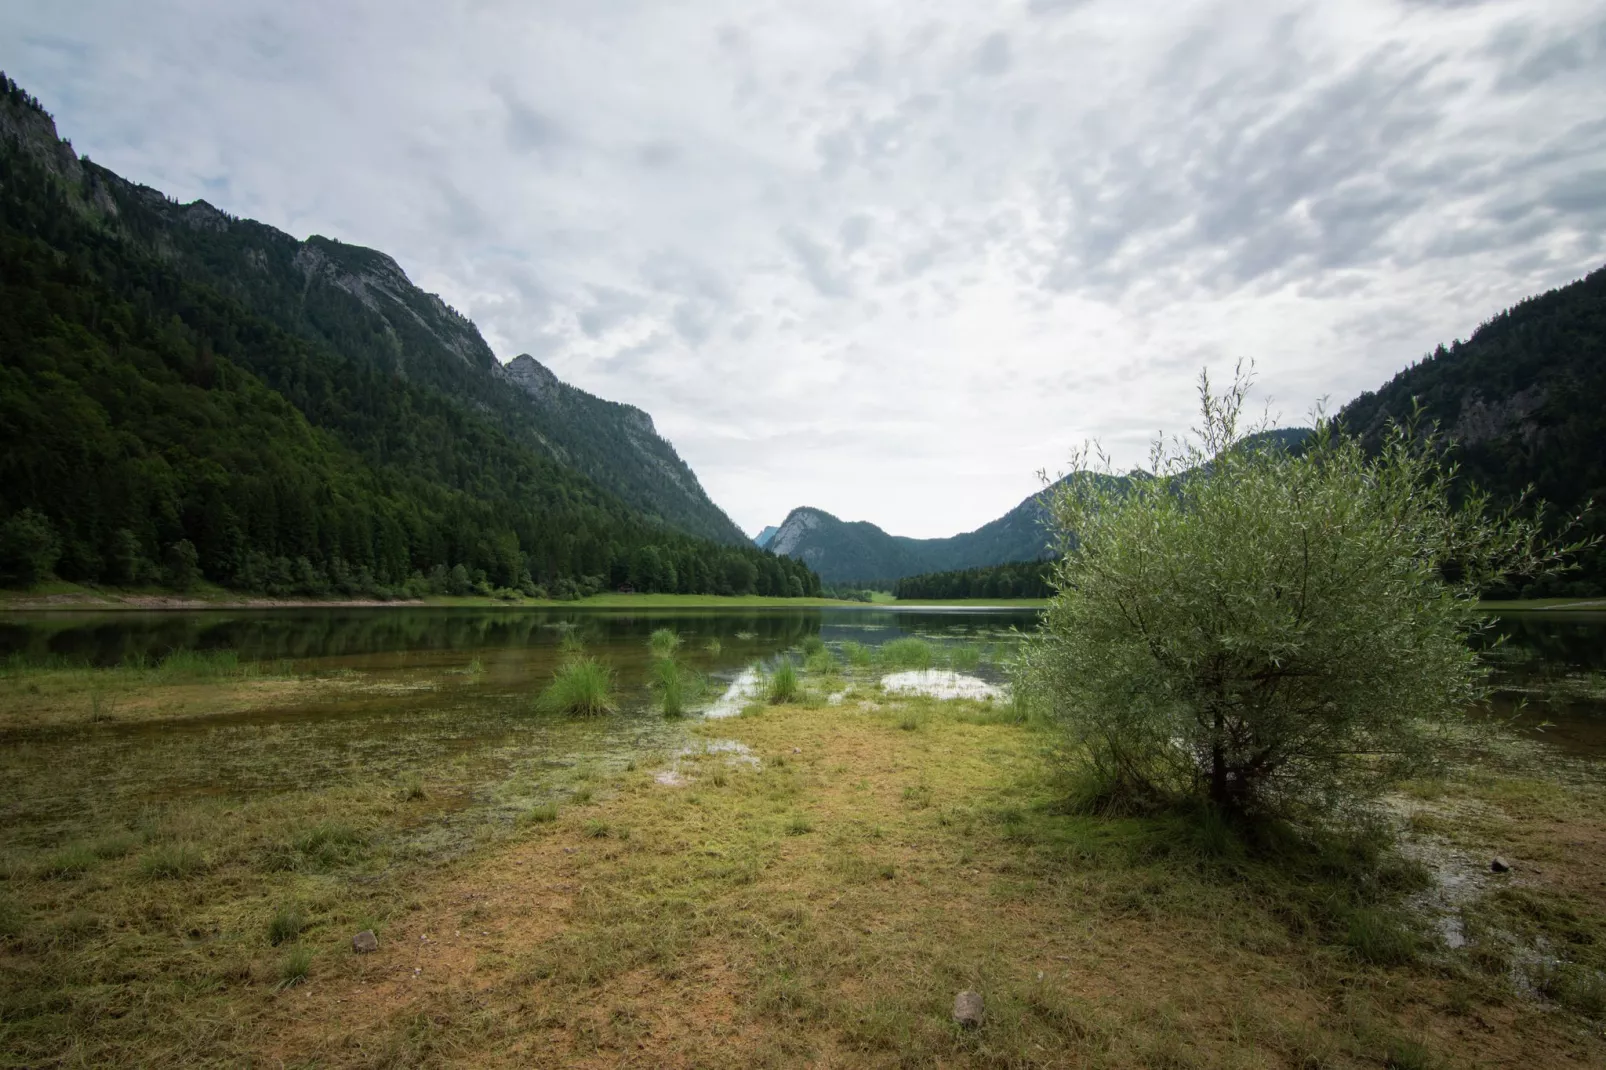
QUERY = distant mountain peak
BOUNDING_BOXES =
[752,525,780,548]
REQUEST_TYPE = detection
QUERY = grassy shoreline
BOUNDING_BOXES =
[1,648,1602,1066]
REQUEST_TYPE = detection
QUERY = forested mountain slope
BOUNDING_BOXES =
[0,75,811,598]
[1338,265,1606,595]
[0,74,746,548]
[764,483,1061,584]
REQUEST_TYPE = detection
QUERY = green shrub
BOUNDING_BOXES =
[647,628,681,658]
[538,657,616,715]
[767,659,800,704]
[801,635,826,657]
[1020,369,1576,820]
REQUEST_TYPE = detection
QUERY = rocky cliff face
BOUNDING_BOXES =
[499,354,746,544]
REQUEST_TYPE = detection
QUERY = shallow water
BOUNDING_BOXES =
[0,606,1039,846]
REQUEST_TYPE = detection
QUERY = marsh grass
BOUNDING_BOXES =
[647,628,682,658]
[766,659,800,704]
[803,648,837,675]
[801,635,826,657]
[538,656,617,715]
[702,637,722,655]
[881,636,935,669]
[947,643,983,671]
[649,656,695,716]
[398,773,426,801]
[840,640,875,668]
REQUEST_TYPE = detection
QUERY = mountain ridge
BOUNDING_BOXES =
[0,79,747,547]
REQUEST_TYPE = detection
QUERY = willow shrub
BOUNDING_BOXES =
[1018,370,1582,821]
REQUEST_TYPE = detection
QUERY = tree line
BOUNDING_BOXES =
[892,560,1053,600]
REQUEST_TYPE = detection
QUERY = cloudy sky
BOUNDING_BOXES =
[5,1,1605,538]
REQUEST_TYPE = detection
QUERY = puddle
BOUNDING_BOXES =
[653,738,760,786]
[880,670,1003,701]
[702,666,763,719]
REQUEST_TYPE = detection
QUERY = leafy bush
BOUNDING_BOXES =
[1020,369,1578,820]
[538,657,617,715]
[0,509,59,587]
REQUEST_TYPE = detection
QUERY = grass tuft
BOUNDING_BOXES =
[880,637,934,669]
[538,657,617,716]
[268,907,305,946]
[521,802,559,824]
[276,946,313,991]
[767,659,800,704]
[650,657,689,716]
[647,629,681,658]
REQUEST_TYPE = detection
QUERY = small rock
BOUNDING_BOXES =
[953,990,984,1029]
[1491,857,1511,873]
[792,747,802,754]
[352,929,379,954]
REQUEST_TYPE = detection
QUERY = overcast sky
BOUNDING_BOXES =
[5,1,1605,539]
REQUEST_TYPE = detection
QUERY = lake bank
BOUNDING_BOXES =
[1,609,1602,1066]
[2,666,1602,1066]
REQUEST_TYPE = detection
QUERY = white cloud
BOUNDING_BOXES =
[4,0,1605,538]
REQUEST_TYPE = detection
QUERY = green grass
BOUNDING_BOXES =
[840,640,875,668]
[650,656,689,716]
[880,636,935,670]
[702,638,722,655]
[139,843,207,879]
[801,635,826,657]
[267,906,306,946]
[521,802,559,824]
[277,946,313,991]
[803,648,837,675]
[766,659,800,704]
[647,628,681,658]
[537,656,617,715]
[946,643,983,671]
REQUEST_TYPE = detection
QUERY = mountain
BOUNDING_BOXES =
[0,74,814,598]
[499,354,744,545]
[1337,264,1606,596]
[753,525,779,549]
[765,483,1061,584]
